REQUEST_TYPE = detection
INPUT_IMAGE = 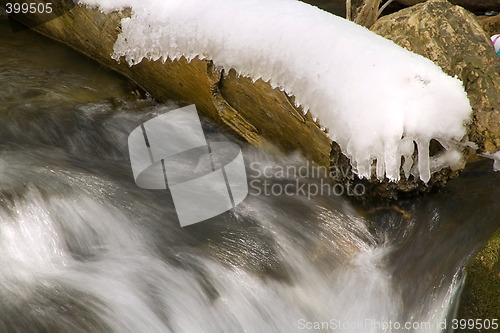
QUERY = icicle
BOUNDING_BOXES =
[417,140,431,183]
[402,155,413,179]
[356,158,371,179]
[376,156,385,180]
[384,140,400,182]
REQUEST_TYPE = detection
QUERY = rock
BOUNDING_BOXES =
[395,0,500,12]
[457,228,500,324]
[372,0,500,155]
[478,14,500,36]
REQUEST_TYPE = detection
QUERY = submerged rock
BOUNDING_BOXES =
[372,0,500,155]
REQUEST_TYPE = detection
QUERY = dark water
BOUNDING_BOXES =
[0,16,499,333]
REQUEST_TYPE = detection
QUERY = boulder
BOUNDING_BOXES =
[372,0,500,155]
[395,0,500,12]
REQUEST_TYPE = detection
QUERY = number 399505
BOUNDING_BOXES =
[5,2,53,14]
[451,318,499,330]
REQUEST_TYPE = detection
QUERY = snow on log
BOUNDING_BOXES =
[4,0,478,194]
[80,0,472,184]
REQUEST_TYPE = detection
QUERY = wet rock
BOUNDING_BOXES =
[372,0,500,155]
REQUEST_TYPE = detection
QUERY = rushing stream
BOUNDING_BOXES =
[1,15,499,333]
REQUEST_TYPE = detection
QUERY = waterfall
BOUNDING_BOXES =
[0,101,488,332]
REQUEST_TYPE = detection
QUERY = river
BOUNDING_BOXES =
[0,13,499,333]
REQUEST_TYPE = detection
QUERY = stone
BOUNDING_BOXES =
[395,0,500,12]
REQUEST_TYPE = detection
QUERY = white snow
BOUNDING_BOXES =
[80,0,472,183]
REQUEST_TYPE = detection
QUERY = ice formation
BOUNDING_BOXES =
[80,0,472,183]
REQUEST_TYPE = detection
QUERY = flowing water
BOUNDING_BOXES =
[1,16,499,333]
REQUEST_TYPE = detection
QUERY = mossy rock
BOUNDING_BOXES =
[457,228,500,329]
